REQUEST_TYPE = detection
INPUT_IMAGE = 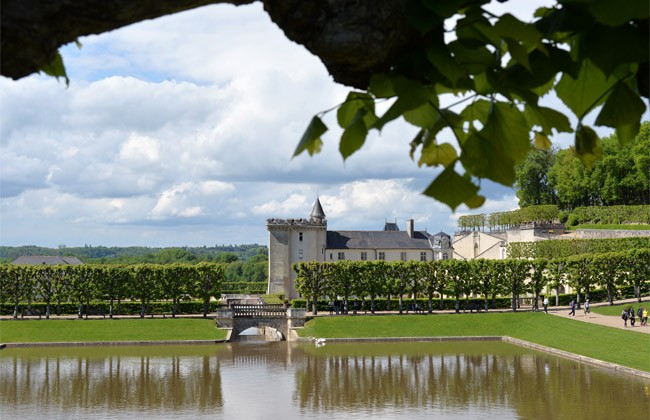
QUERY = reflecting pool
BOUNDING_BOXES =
[1,341,648,419]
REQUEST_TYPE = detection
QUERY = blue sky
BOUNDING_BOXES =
[0,1,610,248]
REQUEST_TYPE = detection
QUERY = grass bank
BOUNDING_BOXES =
[299,312,650,372]
[0,318,227,343]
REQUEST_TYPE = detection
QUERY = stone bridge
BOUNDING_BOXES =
[215,304,306,342]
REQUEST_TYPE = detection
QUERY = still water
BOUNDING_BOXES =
[1,341,648,419]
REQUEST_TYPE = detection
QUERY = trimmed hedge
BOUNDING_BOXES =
[0,300,222,317]
[291,297,513,312]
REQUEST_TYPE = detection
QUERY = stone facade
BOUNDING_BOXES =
[267,198,453,299]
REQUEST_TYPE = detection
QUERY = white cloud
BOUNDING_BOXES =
[0,2,548,248]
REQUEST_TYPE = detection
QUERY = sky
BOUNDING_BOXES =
[0,1,597,248]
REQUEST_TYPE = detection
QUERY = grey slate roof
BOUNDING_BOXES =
[310,198,326,220]
[12,256,83,265]
[384,222,400,231]
[327,230,433,250]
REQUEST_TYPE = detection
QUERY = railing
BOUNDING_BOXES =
[231,304,286,318]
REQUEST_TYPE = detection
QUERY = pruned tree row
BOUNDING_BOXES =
[293,250,650,315]
[0,263,223,319]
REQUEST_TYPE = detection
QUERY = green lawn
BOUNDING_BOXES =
[299,312,650,372]
[0,318,227,343]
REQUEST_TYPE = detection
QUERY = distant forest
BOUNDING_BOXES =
[0,244,269,283]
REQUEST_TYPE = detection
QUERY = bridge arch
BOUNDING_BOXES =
[215,305,306,342]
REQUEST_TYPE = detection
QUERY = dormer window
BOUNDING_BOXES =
[299,232,303,241]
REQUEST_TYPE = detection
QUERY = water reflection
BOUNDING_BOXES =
[294,342,650,419]
[1,342,648,419]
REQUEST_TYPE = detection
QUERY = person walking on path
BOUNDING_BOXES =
[543,297,549,314]
[642,308,648,326]
[637,306,643,324]
[622,308,628,327]
[629,307,636,327]
[584,300,590,317]
[569,299,576,316]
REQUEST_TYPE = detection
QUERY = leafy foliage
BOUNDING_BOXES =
[296,1,648,210]
[508,236,650,259]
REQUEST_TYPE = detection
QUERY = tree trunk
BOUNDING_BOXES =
[607,284,613,305]
[2,0,420,91]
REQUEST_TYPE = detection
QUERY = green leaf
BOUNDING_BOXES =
[575,124,602,169]
[374,81,436,131]
[294,116,327,157]
[409,109,465,159]
[337,92,374,127]
[369,74,396,98]
[615,121,641,146]
[460,132,517,185]
[494,14,542,45]
[534,132,552,150]
[418,142,458,167]
[423,165,480,211]
[426,44,467,87]
[39,51,69,86]
[505,38,531,72]
[523,105,573,135]
[555,59,617,119]
[594,81,647,128]
[448,41,496,75]
[460,99,491,125]
[481,102,531,164]
[403,102,437,128]
[580,26,648,76]
[339,110,369,160]
[405,0,443,33]
[464,194,486,209]
[587,0,649,27]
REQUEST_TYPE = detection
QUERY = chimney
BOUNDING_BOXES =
[407,219,414,238]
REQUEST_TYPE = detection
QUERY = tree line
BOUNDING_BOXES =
[515,123,650,209]
[0,263,223,319]
[0,244,267,264]
[293,250,649,315]
[458,204,649,232]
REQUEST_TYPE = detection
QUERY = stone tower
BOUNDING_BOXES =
[266,198,327,299]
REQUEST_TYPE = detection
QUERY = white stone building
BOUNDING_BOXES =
[267,198,453,299]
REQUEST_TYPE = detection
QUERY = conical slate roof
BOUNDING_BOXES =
[310,197,326,220]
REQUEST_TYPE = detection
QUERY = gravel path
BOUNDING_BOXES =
[549,297,650,334]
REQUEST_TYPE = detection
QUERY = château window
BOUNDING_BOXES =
[299,232,303,241]
[299,249,303,260]
[337,252,345,260]
[400,252,407,261]
[443,253,449,260]
[420,252,427,261]
[360,252,367,261]
[378,251,385,260]
[330,253,333,260]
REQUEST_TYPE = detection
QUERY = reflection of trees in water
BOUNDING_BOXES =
[0,352,223,412]
[294,351,649,417]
